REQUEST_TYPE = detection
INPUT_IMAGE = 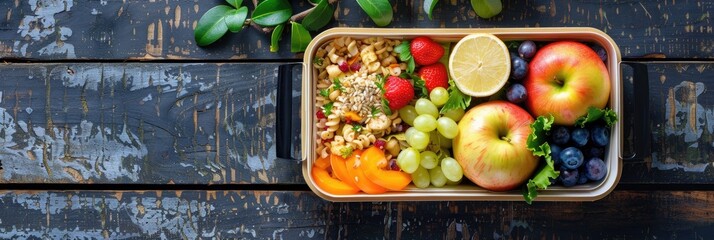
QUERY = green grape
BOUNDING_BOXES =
[431,130,452,149]
[429,166,448,187]
[415,99,439,118]
[413,114,437,132]
[420,150,439,169]
[411,166,431,188]
[406,129,430,150]
[446,177,462,186]
[436,117,459,139]
[398,105,418,126]
[396,147,420,174]
[405,127,418,140]
[442,108,465,122]
[429,87,449,107]
[440,157,463,182]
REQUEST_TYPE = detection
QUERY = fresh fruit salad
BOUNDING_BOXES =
[311,34,617,203]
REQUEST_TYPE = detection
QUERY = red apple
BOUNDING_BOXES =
[452,101,538,191]
[524,41,611,125]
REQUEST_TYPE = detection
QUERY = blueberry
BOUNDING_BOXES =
[506,83,527,104]
[570,128,589,147]
[590,44,608,62]
[560,147,584,170]
[586,146,604,158]
[550,126,570,145]
[518,41,537,59]
[577,169,589,184]
[559,167,579,187]
[550,144,563,166]
[585,157,607,181]
[510,56,528,80]
[591,125,610,147]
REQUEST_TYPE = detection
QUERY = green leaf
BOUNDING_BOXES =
[270,23,285,52]
[194,5,233,46]
[523,115,559,204]
[302,0,335,31]
[381,98,392,115]
[356,0,393,27]
[323,102,334,116]
[575,107,619,128]
[526,115,554,152]
[401,72,427,98]
[407,58,415,73]
[226,0,243,8]
[251,0,293,27]
[225,6,249,33]
[439,79,472,114]
[470,0,503,19]
[319,88,329,98]
[290,22,312,52]
[423,0,439,20]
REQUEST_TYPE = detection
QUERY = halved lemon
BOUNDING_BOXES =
[448,33,511,97]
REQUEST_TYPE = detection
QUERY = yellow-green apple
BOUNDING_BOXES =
[452,101,538,191]
[523,41,611,125]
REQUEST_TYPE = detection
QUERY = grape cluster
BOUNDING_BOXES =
[549,123,609,187]
[397,87,465,187]
[505,41,536,104]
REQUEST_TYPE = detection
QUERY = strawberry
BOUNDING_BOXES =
[410,36,444,66]
[418,62,449,93]
[383,76,414,111]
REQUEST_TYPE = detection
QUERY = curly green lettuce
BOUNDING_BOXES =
[524,115,559,204]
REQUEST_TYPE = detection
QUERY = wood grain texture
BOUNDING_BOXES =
[0,63,302,184]
[0,0,712,60]
[0,190,712,239]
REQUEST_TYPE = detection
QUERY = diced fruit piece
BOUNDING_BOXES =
[330,153,360,189]
[384,76,415,111]
[559,167,579,187]
[571,128,589,147]
[420,150,439,169]
[550,126,570,145]
[350,62,362,71]
[415,98,439,118]
[436,117,458,139]
[374,139,386,150]
[440,157,463,182]
[338,60,349,72]
[418,62,449,93]
[398,105,418,126]
[388,158,400,171]
[406,128,430,150]
[449,33,511,97]
[560,147,584,170]
[314,156,331,170]
[316,110,326,120]
[591,125,610,147]
[311,166,360,195]
[344,111,362,122]
[518,41,537,59]
[410,36,444,66]
[585,157,607,181]
[510,55,528,80]
[506,83,527,104]
[344,152,387,194]
[361,146,412,191]
[429,87,449,106]
[413,114,437,132]
[429,166,448,187]
[396,147,421,174]
[411,166,431,188]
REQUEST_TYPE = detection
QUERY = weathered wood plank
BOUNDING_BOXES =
[0,0,712,60]
[0,62,302,184]
[2,61,714,185]
[0,190,712,239]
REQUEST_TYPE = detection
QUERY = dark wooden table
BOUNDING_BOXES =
[1,0,713,238]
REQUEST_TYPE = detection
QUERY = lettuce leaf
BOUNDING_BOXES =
[524,115,559,204]
[575,107,618,128]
